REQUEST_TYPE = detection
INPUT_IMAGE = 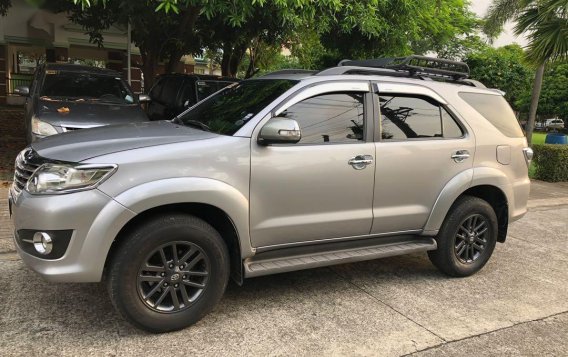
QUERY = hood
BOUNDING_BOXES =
[31,121,218,162]
[38,98,148,127]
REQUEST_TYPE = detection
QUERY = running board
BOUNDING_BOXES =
[244,237,437,278]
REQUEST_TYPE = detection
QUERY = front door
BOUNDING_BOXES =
[250,82,376,248]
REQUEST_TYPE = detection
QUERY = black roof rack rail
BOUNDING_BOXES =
[337,55,470,80]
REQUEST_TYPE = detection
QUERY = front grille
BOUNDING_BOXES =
[12,148,42,196]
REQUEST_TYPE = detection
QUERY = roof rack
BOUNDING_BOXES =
[337,55,470,80]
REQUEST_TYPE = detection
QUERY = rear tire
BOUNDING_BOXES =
[428,196,498,277]
[107,213,230,333]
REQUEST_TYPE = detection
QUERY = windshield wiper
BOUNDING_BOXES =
[175,118,211,132]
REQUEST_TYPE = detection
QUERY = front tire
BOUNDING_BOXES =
[107,214,230,333]
[428,196,498,277]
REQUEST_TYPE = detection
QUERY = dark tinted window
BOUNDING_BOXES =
[160,77,184,105]
[178,79,297,135]
[196,80,219,101]
[179,81,196,108]
[40,71,134,104]
[442,109,464,138]
[459,92,524,137]
[379,95,462,140]
[149,77,166,101]
[278,92,365,144]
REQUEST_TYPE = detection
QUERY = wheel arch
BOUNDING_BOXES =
[99,177,252,285]
[104,202,244,285]
[424,168,511,243]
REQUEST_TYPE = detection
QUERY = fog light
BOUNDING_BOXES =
[32,232,53,255]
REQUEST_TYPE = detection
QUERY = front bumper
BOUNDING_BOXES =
[9,187,136,282]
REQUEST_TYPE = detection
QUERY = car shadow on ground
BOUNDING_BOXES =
[1,253,440,338]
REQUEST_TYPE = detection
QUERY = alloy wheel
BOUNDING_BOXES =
[454,214,489,264]
[137,241,210,313]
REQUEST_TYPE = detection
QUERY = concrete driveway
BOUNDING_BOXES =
[0,181,567,356]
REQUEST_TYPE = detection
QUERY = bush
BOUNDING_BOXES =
[533,144,568,182]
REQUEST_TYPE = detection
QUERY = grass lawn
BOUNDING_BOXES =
[532,132,547,145]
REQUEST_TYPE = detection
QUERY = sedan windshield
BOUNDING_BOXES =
[40,71,135,104]
[176,79,298,135]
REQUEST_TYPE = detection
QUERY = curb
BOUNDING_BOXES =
[528,197,568,209]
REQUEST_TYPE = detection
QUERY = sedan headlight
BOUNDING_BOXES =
[31,116,58,136]
[26,163,117,195]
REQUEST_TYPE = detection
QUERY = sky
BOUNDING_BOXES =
[470,0,528,47]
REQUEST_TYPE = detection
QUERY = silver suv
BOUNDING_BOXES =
[9,56,532,333]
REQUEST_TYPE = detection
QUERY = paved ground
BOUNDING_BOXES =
[0,181,567,356]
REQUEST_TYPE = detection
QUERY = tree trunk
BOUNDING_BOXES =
[141,50,158,91]
[165,51,183,73]
[526,63,545,146]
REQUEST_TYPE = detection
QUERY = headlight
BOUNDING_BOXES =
[31,116,58,136]
[26,163,117,195]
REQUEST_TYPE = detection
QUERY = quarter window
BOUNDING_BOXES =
[378,95,463,140]
[278,92,365,144]
[459,92,524,138]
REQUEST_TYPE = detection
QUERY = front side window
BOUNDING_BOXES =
[378,94,463,140]
[177,79,297,136]
[40,72,134,104]
[278,92,365,144]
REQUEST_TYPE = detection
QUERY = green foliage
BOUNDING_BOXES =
[313,0,479,64]
[517,62,568,118]
[484,0,568,65]
[533,143,568,182]
[465,45,533,111]
[0,0,10,16]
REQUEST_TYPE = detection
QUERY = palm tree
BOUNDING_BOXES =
[484,0,568,145]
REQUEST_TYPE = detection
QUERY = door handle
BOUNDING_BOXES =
[451,150,470,163]
[348,155,373,170]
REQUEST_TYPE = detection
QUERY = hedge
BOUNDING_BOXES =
[533,144,568,182]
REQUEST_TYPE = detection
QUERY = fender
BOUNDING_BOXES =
[111,177,252,257]
[423,167,513,235]
[422,169,473,235]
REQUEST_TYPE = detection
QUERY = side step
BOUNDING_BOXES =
[244,237,437,278]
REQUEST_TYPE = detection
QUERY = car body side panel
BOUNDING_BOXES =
[91,135,252,254]
[111,177,252,258]
[419,169,474,235]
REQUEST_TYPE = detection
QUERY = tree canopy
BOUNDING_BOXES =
[20,0,478,87]
[465,44,533,112]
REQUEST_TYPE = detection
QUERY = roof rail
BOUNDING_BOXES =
[262,69,318,77]
[338,55,470,80]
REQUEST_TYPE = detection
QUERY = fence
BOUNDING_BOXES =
[7,73,33,94]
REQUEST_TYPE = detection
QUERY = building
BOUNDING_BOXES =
[0,0,220,105]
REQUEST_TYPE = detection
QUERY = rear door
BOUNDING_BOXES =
[371,82,475,234]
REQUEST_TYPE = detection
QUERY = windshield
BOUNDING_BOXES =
[176,79,298,135]
[40,71,135,104]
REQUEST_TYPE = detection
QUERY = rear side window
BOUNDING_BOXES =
[378,95,463,140]
[459,92,524,137]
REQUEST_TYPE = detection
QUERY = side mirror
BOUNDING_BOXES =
[138,94,151,103]
[14,86,30,96]
[258,118,301,145]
